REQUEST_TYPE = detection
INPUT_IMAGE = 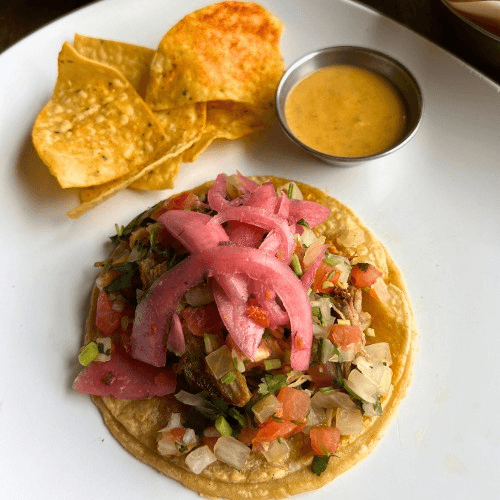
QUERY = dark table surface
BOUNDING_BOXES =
[1,0,500,84]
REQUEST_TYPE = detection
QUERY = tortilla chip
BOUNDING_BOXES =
[72,36,206,192]
[83,176,416,499]
[146,2,285,110]
[32,42,168,189]
[183,100,271,162]
[73,34,155,98]
[66,141,188,218]
[128,153,183,190]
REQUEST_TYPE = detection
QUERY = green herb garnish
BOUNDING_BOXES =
[215,415,233,437]
[264,359,281,371]
[221,372,237,384]
[78,342,98,366]
[258,373,287,397]
[104,262,137,292]
[228,408,247,428]
[311,455,330,476]
[296,218,310,228]
[291,254,303,276]
[324,255,339,267]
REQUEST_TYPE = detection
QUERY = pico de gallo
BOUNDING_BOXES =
[74,173,394,477]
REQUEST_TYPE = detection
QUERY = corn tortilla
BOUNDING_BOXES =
[82,176,415,499]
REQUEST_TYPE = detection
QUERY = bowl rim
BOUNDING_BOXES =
[275,45,424,163]
[440,0,500,44]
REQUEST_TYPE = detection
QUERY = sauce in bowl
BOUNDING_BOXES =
[284,65,407,158]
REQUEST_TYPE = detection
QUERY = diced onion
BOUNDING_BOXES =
[175,390,206,407]
[364,342,392,366]
[182,428,198,446]
[355,360,393,395]
[261,440,290,463]
[214,436,251,470]
[252,394,282,423]
[336,408,363,435]
[299,227,318,247]
[277,182,303,200]
[158,413,182,433]
[185,445,217,474]
[362,400,383,417]
[231,349,246,372]
[157,438,178,456]
[344,369,378,404]
[371,277,391,303]
[185,283,214,306]
[95,337,112,362]
[306,406,327,429]
[205,346,233,380]
[311,390,358,410]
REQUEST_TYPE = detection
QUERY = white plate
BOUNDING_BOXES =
[1,1,499,498]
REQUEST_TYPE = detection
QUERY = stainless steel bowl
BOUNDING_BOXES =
[275,46,423,165]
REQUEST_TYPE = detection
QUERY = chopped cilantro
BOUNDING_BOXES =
[104,262,137,292]
[311,455,330,476]
[228,408,247,428]
[258,373,287,397]
[372,395,383,414]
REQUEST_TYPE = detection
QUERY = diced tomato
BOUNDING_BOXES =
[168,427,187,442]
[308,363,337,388]
[309,425,340,456]
[350,263,382,288]
[328,324,363,350]
[276,387,310,422]
[246,305,270,328]
[151,191,200,219]
[312,262,340,293]
[95,291,122,336]
[182,304,223,336]
[201,436,219,452]
[252,420,305,448]
[237,427,258,447]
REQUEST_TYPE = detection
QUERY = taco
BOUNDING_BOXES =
[73,173,415,499]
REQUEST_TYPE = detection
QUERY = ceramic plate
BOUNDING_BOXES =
[1,1,499,498]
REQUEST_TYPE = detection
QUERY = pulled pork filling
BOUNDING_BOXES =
[74,174,393,476]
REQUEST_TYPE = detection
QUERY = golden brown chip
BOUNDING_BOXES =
[73,34,155,98]
[146,2,285,110]
[72,36,206,192]
[153,102,207,149]
[32,42,168,189]
[128,153,183,190]
[183,100,271,162]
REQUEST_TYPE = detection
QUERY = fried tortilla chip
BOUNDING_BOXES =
[72,35,207,191]
[146,2,285,110]
[183,100,271,162]
[66,141,189,218]
[128,154,183,191]
[32,42,168,189]
[82,176,416,499]
[73,34,155,98]
[129,103,207,190]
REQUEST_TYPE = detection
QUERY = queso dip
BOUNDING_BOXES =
[285,65,406,157]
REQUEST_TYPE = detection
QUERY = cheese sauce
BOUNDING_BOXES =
[285,65,406,157]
